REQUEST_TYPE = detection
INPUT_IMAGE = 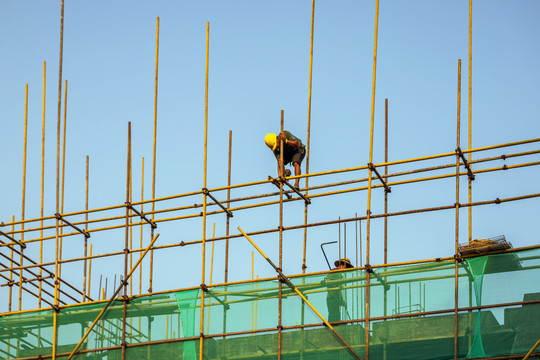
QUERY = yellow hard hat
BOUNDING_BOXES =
[264,133,277,151]
[335,258,354,268]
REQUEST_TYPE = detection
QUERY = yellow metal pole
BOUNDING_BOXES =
[40,61,46,308]
[278,109,284,360]
[67,234,160,360]
[303,0,316,274]
[150,16,159,293]
[61,80,68,212]
[140,157,144,295]
[454,59,462,360]
[19,83,29,311]
[251,251,254,332]
[88,244,93,299]
[237,226,362,360]
[9,216,15,312]
[523,337,540,360]
[468,0,473,243]
[200,21,210,360]
[206,223,216,334]
[84,156,89,301]
[365,1,380,357]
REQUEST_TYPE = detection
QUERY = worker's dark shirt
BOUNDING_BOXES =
[325,269,345,322]
[273,131,305,165]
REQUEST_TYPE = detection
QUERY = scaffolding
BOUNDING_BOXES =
[1,1,540,360]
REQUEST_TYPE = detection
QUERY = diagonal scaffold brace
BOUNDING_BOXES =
[237,226,362,360]
[279,176,311,205]
[67,233,160,360]
[202,188,233,218]
[125,201,158,228]
[0,238,86,303]
[367,162,391,193]
[456,147,475,181]
[55,213,90,238]
[268,176,292,200]
[200,283,230,310]
[0,229,26,249]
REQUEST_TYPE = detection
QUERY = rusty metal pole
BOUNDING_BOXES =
[122,122,132,360]
[150,16,159,293]
[53,2,65,358]
[58,79,68,292]
[454,59,462,360]
[223,131,232,349]
[225,131,232,283]
[278,110,284,360]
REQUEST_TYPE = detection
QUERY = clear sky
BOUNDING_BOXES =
[1,0,539,309]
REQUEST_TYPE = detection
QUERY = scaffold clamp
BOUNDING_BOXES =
[202,188,233,217]
[125,202,157,229]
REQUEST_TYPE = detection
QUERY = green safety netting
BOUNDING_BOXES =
[1,248,539,359]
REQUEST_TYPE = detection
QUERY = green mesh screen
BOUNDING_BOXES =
[2,248,540,359]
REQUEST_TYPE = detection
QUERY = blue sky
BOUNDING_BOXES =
[1,1,539,309]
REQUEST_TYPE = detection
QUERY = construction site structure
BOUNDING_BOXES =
[1,1,540,360]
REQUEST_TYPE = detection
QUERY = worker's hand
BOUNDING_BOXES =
[277,132,286,143]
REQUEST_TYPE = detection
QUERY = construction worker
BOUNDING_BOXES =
[264,131,305,189]
[324,258,353,322]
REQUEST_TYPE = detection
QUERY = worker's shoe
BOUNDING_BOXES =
[284,169,291,177]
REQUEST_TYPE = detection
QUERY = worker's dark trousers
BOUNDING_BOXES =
[327,298,341,322]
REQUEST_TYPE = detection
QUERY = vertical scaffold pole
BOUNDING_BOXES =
[384,98,388,264]
[40,61,46,308]
[19,83,28,312]
[150,16,159,293]
[366,0,381,357]
[59,79,68,286]
[129,166,133,298]
[225,131,232,283]
[383,97,389,360]
[53,1,65,357]
[278,110,284,360]
[199,21,210,360]
[88,244,93,300]
[468,0,473,242]
[454,59,462,360]
[302,0,315,274]
[122,122,132,360]
[223,130,232,352]
[84,156,89,301]
[140,157,144,295]
[301,3,315,358]
[9,216,14,312]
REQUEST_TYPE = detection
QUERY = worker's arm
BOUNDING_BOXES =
[278,132,300,148]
